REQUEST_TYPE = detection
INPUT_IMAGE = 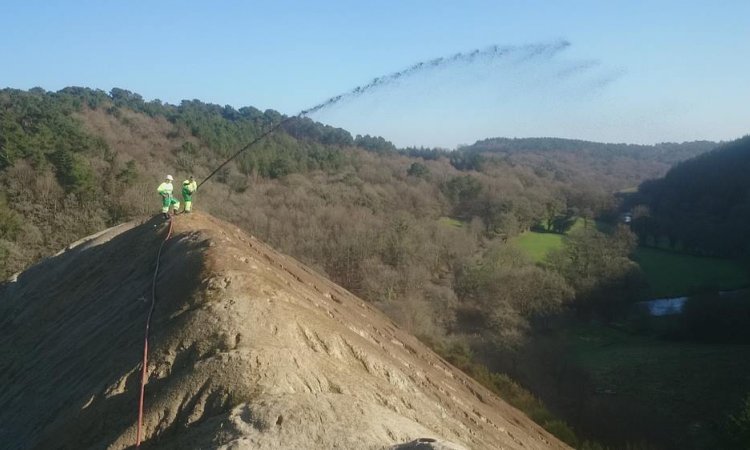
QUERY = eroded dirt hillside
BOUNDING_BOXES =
[0,213,568,449]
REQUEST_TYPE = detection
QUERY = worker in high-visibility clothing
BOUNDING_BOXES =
[157,175,180,219]
[181,175,198,213]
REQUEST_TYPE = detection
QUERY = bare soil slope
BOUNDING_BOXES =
[0,213,568,449]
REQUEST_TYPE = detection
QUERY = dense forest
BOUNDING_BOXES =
[626,136,750,258]
[3,86,748,448]
[459,137,716,191]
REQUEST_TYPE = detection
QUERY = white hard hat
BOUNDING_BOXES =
[166,175,174,181]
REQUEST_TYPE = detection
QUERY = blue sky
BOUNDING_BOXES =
[2,0,748,147]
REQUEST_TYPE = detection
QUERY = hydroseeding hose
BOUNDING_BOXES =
[134,40,573,446]
[136,215,174,447]
[196,117,293,189]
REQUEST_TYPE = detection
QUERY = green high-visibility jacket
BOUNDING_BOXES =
[182,180,197,201]
[157,182,173,196]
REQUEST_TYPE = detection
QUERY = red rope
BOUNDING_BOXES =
[136,215,174,447]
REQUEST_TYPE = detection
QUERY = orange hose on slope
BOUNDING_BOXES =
[136,215,174,447]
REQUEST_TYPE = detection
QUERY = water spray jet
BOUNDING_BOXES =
[198,39,581,188]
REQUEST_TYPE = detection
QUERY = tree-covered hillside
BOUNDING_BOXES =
[467,137,715,163]
[454,137,717,193]
[3,85,700,354]
[628,135,750,257]
[0,87,721,328]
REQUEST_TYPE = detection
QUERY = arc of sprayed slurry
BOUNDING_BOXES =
[198,39,572,188]
[555,60,601,78]
[299,39,571,117]
[587,68,628,90]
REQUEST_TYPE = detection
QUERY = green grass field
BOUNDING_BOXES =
[513,219,588,263]
[514,231,566,263]
[513,220,750,297]
[634,247,750,298]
